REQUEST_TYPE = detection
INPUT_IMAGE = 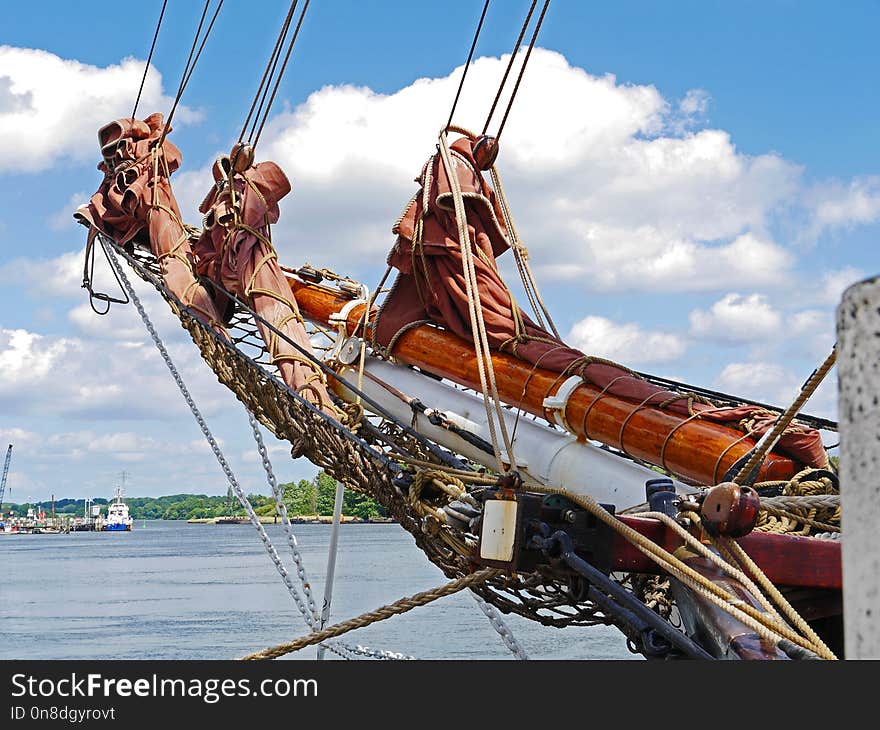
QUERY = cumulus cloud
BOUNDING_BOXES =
[689,293,782,343]
[170,49,802,294]
[714,360,838,420]
[0,46,199,172]
[804,176,880,241]
[0,247,84,295]
[566,315,686,364]
[714,361,801,406]
[816,266,867,305]
[0,324,226,421]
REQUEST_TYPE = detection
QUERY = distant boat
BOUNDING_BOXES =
[103,486,133,532]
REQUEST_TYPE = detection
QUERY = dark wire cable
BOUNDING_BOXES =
[482,0,537,135]
[157,0,225,150]
[241,1,299,143]
[494,0,549,144]
[252,0,311,150]
[445,0,491,132]
[131,0,169,121]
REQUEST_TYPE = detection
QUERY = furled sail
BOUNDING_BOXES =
[375,134,829,473]
[74,114,227,334]
[195,150,334,414]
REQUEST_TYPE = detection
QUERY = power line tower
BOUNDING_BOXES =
[0,444,12,511]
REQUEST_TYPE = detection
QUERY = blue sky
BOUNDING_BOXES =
[1,1,877,503]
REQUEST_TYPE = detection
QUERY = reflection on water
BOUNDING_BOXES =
[0,520,633,660]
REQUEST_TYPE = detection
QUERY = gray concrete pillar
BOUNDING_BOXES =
[838,275,880,659]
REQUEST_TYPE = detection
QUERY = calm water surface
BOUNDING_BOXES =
[0,520,633,660]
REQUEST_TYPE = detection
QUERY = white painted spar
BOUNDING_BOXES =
[335,358,694,509]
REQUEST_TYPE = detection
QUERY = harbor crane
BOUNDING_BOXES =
[0,444,12,511]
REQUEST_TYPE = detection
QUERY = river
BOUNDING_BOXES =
[0,520,634,660]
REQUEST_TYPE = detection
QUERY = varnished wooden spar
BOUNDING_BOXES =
[287,278,799,485]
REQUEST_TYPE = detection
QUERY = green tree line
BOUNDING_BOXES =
[253,471,384,520]
[5,471,383,521]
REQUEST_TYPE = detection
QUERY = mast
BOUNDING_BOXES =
[0,444,12,511]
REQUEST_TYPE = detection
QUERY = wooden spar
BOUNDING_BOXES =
[287,278,799,485]
[616,516,841,590]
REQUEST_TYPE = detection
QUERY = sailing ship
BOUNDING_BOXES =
[68,1,865,660]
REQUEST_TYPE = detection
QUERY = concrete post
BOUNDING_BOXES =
[838,275,880,659]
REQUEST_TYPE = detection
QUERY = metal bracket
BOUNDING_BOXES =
[542,375,582,434]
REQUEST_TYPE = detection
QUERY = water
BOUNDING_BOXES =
[0,520,634,660]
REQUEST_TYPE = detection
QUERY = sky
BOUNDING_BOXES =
[1,0,878,504]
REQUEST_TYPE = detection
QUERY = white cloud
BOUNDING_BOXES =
[817,266,867,305]
[0,323,226,421]
[566,315,686,365]
[48,191,90,230]
[714,360,838,420]
[679,89,710,118]
[689,293,782,343]
[0,46,200,172]
[714,361,800,406]
[171,49,802,294]
[0,247,84,295]
[805,176,880,240]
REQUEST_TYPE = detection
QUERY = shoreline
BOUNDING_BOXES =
[186,515,395,525]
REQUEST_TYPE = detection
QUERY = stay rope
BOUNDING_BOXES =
[131,0,169,120]
[156,0,224,151]
[481,0,537,135]
[241,568,501,660]
[101,236,411,661]
[492,0,550,145]
[734,347,837,485]
[251,0,312,150]
[239,1,300,143]
[438,127,518,472]
[445,0,492,132]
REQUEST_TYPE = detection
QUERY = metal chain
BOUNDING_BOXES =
[471,592,529,659]
[248,412,320,619]
[103,238,368,660]
[247,412,415,661]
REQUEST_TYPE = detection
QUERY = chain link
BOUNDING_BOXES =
[472,592,529,660]
[247,412,415,660]
[102,238,411,661]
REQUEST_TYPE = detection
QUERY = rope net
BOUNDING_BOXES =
[108,236,623,631]
[94,231,839,659]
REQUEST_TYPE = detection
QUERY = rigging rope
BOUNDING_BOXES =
[527,483,837,659]
[445,0,491,131]
[239,0,300,143]
[437,128,518,472]
[157,0,224,150]
[241,568,501,660]
[482,0,537,135]
[734,347,837,485]
[251,0,311,149]
[493,0,550,145]
[131,0,169,120]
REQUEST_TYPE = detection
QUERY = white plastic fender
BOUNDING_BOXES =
[335,358,695,510]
